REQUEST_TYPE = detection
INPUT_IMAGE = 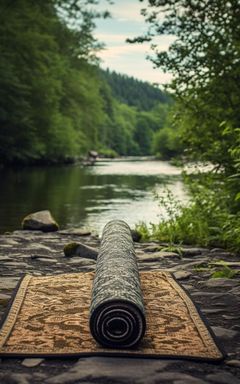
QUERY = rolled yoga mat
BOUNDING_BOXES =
[89,220,146,348]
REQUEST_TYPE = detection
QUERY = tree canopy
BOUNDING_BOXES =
[133,0,240,173]
[0,0,171,164]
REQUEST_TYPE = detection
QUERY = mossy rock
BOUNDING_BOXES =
[64,242,80,257]
[63,242,98,259]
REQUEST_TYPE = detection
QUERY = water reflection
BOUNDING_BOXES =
[0,159,188,234]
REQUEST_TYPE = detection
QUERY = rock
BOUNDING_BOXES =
[210,261,240,267]
[22,210,59,232]
[174,258,210,271]
[201,308,225,314]
[36,258,58,264]
[210,248,225,253]
[4,373,31,384]
[46,357,173,384]
[131,229,142,242]
[146,372,208,384]
[211,326,239,339]
[200,278,239,289]
[88,150,98,158]
[180,247,206,257]
[59,228,91,236]
[68,258,95,266]
[174,270,192,280]
[31,255,53,260]
[206,372,240,384]
[21,358,44,367]
[138,251,179,263]
[0,277,20,290]
[225,359,240,367]
[143,244,161,252]
[63,242,98,259]
[0,293,11,301]
[222,314,240,320]
[230,286,240,295]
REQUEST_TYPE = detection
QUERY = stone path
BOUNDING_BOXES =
[0,229,240,384]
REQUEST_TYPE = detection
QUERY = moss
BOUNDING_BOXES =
[63,242,79,257]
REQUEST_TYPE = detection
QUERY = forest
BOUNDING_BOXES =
[0,0,172,165]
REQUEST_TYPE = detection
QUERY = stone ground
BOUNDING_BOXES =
[0,229,240,384]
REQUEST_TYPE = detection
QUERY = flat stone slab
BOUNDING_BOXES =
[137,251,179,262]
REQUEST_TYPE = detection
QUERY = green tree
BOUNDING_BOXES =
[133,0,240,170]
[0,0,109,164]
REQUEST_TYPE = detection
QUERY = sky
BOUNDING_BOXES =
[94,0,174,85]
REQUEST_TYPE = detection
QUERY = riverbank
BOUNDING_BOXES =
[0,228,240,383]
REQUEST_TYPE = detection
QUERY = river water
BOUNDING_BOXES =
[0,159,189,234]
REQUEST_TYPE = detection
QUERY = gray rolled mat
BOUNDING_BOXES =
[89,220,146,348]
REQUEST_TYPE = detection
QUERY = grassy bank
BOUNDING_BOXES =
[136,172,240,253]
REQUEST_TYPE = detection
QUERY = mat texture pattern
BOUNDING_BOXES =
[89,220,146,348]
[0,271,223,360]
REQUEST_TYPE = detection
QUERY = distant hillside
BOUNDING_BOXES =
[100,68,171,111]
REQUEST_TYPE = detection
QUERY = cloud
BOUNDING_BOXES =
[96,35,175,58]
[98,43,148,59]
[94,1,174,84]
[97,0,145,23]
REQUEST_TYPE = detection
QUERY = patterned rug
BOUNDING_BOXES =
[0,271,224,360]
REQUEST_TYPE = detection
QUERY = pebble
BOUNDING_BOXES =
[211,326,239,339]
[174,270,192,280]
[37,258,58,264]
[200,278,239,288]
[180,247,206,257]
[142,244,161,252]
[225,359,240,367]
[68,258,96,265]
[59,228,91,236]
[201,308,225,314]
[21,358,45,367]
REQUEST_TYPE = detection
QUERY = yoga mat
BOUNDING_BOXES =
[0,271,224,360]
[89,220,146,348]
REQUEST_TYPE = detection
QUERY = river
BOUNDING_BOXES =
[0,158,189,234]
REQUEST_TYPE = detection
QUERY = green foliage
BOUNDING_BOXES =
[100,68,171,110]
[152,126,181,160]
[194,260,240,279]
[136,0,240,171]
[98,148,118,158]
[136,179,240,252]
[0,0,108,165]
[210,261,239,279]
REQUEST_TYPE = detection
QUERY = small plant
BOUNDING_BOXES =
[211,266,238,279]
[160,244,183,258]
[210,260,240,279]
[135,222,151,241]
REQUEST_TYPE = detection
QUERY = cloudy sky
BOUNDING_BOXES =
[94,0,174,85]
